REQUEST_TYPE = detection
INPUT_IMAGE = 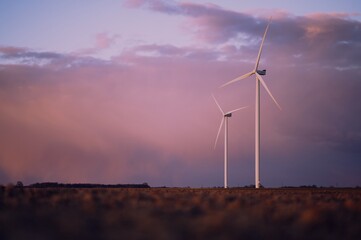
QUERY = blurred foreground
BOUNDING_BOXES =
[1,187,360,239]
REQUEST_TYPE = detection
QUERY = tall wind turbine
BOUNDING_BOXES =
[221,19,281,189]
[213,95,247,188]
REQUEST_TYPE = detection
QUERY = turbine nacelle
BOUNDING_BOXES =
[256,69,266,75]
[224,113,232,117]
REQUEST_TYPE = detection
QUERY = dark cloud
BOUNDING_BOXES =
[124,0,183,15]
[126,43,222,61]
[0,46,62,60]
[125,0,257,43]
[125,0,361,71]
[278,15,361,69]
[130,44,186,57]
[271,65,361,161]
[0,45,115,69]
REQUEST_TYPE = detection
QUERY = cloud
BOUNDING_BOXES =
[122,43,223,61]
[95,32,119,49]
[0,45,115,69]
[124,0,361,71]
[125,0,257,43]
[0,46,28,56]
[75,32,120,56]
[124,0,185,15]
[276,67,361,155]
[0,46,63,63]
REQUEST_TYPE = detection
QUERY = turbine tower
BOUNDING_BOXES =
[221,19,281,189]
[213,95,247,188]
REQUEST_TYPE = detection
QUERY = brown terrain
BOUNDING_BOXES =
[1,186,360,240]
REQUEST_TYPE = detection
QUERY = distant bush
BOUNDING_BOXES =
[299,185,318,188]
[15,181,24,188]
[28,182,151,188]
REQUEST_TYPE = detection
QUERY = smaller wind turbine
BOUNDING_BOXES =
[213,95,247,188]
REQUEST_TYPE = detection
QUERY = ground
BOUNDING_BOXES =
[1,187,360,239]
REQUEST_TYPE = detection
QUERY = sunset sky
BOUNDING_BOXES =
[1,0,360,187]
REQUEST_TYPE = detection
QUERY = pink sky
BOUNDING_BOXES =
[0,1,360,187]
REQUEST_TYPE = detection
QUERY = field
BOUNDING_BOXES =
[1,186,360,240]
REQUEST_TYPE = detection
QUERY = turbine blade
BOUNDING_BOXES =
[214,117,224,149]
[220,71,254,88]
[256,73,282,110]
[226,106,248,115]
[212,94,224,115]
[255,20,271,70]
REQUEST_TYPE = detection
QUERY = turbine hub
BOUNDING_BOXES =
[256,69,266,75]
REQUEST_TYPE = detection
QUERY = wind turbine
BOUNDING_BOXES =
[213,95,247,189]
[221,19,281,189]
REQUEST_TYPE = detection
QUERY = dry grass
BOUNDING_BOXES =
[1,187,360,240]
